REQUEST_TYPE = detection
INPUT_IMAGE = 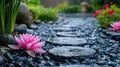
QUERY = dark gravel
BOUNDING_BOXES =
[1,16,120,67]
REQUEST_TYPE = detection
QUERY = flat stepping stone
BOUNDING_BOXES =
[56,32,80,37]
[61,24,78,28]
[53,27,76,31]
[59,65,105,67]
[49,46,96,57]
[47,37,87,46]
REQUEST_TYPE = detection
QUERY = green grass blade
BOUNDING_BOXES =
[0,0,5,34]
[6,0,21,34]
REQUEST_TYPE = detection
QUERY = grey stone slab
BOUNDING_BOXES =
[47,37,87,46]
[49,46,96,57]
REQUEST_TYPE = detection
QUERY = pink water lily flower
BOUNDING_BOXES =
[110,22,120,32]
[8,34,45,57]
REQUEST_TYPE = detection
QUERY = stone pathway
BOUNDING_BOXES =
[3,15,120,67]
[45,17,97,67]
[44,17,120,67]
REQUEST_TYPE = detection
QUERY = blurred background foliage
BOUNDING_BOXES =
[21,0,120,22]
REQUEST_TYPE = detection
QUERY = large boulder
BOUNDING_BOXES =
[16,2,33,27]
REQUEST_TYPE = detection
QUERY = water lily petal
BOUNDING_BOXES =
[22,34,28,43]
[33,48,46,53]
[14,36,23,46]
[8,45,21,50]
[31,38,40,45]
[20,34,26,48]
[33,42,45,48]
[26,43,33,49]
[30,35,36,42]
[26,50,35,57]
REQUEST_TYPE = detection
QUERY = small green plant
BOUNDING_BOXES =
[27,0,58,22]
[0,0,21,34]
[28,5,40,21]
[57,2,67,13]
[38,7,58,22]
[58,5,81,13]
[27,0,41,21]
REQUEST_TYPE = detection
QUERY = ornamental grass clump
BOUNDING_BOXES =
[93,2,120,28]
[8,34,45,57]
[0,0,21,47]
[0,0,21,34]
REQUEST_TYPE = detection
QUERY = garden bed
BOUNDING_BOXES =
[1,16,120,67]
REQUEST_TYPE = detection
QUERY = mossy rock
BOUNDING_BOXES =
[0,34,16,47]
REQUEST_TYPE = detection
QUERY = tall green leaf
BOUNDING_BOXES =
[6,0,21,34]
[0,0,5,34]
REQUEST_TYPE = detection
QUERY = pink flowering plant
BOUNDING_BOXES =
[93,2,120,28]
[110,21,120,32]
[8,34,46,57]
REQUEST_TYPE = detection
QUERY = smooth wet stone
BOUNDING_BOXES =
[48,21,54,24]
[4,53,14,61]
[97,60,106,65]
[1,47,10,55]
[53,27,76,31]
[0,56,4,65]
[0,34,16,47]
[14,24,27,31]
[47,37,87,46]
[49,46,96,57]
[35,20,41,24]
[108,61,117,66]
[26,29,34,34]
[56,32,80,37]
[29,24,38,29]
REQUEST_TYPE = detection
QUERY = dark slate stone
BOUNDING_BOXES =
[0,56,4,65]
[4,53,14,61]
[47,37,87,46]
[108,61,117,67]
[96,60,106,65]
[103,30,120,40]
[0,34,16,47]
[49,46,96,57]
